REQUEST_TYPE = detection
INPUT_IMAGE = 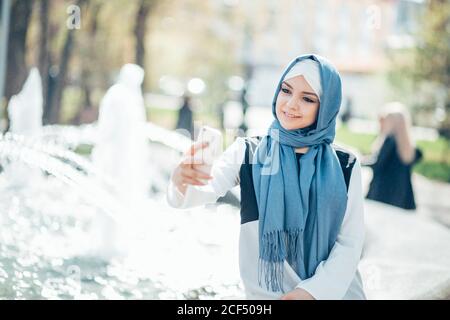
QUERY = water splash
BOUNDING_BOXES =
[0,130,244,299]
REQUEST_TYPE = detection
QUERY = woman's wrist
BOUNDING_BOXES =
[171,168,187,196]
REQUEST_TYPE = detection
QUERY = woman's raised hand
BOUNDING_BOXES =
[170,141,213,195]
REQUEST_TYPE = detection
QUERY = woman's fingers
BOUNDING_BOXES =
[180,156,194,168]
[180,156,205,168]
[180,141,210,169]
[181,168,212,181]
[181,175,207,186]
[176,142,212,187]
[186,141,209,156]
[180,156,212,171]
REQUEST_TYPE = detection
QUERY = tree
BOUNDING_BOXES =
[4,0,33,130]
[134,0,154,70]
[72,0,103,125]
[412,0,450,138]
[46,0,87,124]
[38,0,50,120]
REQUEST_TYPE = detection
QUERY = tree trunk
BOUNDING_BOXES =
[134,0,152,69]
[47,0,86,124]
[47,29,74,124]
[72,1,101,125]
[82,2,101,112]
[4,0,33,130]
[38,0,50,124]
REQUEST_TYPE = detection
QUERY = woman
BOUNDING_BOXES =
[167,54,366,300]
[365,103,423,210]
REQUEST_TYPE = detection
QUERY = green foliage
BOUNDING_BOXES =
[22,0,243,123]
[388,0,450,132]
[147,106,178,129]
[414,161,450,183]
[413,1,450,87]
[335,125,376,155]
[74,143,93,156]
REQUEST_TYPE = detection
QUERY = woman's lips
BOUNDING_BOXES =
[283,111,302,119]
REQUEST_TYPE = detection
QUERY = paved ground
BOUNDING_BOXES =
[359,168,450,299]
[413,174,450,228]
[360,198,450,299]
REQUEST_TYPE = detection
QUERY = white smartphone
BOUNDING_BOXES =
[194,126,223,178]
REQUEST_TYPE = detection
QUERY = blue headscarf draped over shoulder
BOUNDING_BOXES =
[252,54,348,292]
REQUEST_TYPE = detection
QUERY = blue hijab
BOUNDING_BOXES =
[252,54,348,292]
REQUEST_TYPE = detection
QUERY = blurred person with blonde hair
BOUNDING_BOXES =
[365,102,423,210]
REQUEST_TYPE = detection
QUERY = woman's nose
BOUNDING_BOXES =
[287,97,300,111]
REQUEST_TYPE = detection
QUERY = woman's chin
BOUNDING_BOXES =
[280,120,305,131]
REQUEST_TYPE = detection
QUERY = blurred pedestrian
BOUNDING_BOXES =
[341,96,353,124]
[238,85,249,134]
[176,94,194,139]
[364,102,423,210]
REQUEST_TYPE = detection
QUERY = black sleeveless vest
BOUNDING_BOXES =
[238,136,356,225]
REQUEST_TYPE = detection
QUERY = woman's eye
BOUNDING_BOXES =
[303,97,316,103]
[281,87,290,94]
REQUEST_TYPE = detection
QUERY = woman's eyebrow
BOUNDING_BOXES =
[302,91,318,97]
[282,81,318,98]
[281,81,293,89]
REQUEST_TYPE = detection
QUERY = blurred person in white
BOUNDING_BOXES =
[364,102,423,210]
[167,54,366,300]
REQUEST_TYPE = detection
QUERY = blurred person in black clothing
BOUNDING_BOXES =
[364,103,423,210]
[176,94,194,139]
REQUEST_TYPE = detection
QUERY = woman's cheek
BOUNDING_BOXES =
[305,103,318,117]
[275,99,285,115]
[313,104,320,121]
[304,107,314,120]
[276,95,287,107]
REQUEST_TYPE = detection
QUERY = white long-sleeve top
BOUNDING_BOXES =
[167,137,366,300]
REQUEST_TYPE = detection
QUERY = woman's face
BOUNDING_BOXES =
[275,75,320,130]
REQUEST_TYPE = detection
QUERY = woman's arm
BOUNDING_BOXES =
[293,159,366,300]
[166,137,246,209]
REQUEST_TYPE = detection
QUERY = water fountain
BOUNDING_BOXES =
[7,68,43,136]
[92,64,151,207]
[4,68,43,187]
[0,65,243,299]
[0,132,242,299]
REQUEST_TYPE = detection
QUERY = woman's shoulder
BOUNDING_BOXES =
[332,144,358,169]
[332,144,359,190]
[238,135,264,153]
[244,135,264,144]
